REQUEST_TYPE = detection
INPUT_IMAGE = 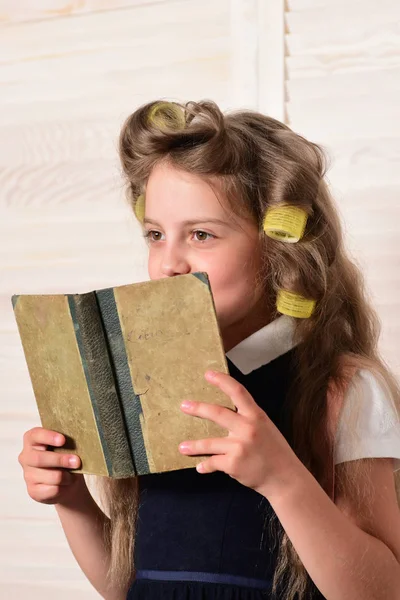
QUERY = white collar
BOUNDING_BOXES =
[225,315,298,375]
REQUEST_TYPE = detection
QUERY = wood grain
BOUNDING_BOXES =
[0,0,169,25]
[286,0,400,374]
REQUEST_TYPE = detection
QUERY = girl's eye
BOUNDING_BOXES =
[143,230,215,244]
[193,230,214,243]
[143,230,162,243]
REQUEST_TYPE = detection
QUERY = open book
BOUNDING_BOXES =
[12,272,234,478]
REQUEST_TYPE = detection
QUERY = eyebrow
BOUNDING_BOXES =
[143,217,229,227]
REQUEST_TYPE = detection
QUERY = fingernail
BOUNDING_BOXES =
[205,370,217,379]
[69,456,79,467]
[179,443,190,451]
[181,401,193,409]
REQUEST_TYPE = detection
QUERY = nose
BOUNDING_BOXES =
[160,243,191,277]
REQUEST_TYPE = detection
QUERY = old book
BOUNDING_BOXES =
[12,272,234,478]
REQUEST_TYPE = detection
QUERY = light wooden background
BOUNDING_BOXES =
[0,1,399,598]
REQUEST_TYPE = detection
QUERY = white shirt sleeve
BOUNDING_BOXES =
[334,369,400,472]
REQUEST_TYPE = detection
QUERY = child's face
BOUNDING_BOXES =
[143,162,268,347]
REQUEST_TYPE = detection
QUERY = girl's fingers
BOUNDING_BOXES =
[181,400,244,433]
[196,455,227,475]
[25,449,80,470]
[181,372,263,434]
[24,427,65,449]
[24,466,76,487]
[179,437,236,456]
[205,371,261,419]
[31,484,63,504]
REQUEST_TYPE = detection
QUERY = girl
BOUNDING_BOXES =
[19,100,400,600]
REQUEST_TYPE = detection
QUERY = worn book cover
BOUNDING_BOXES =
[12,272,234,477]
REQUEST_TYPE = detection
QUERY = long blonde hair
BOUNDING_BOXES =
[94,100,400,599]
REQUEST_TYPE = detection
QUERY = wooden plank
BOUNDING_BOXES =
[0,560,96,584]
[0,1,230,126]
[287,99,399,141]
[230,0,259,109]
[1,430,34,478]
[0,219,142,261]
[0,383,38,415]
[287,0,359,8]
[0,477,58,518]
[1,0,225,60]
[0,533,77,567]
[0,0,169,25]
[0,295,17,331]
[0,582,98,600]
[0,120,119,165]
[287,20,400,64]
[286,0,399,34]
[258,0,285,120]
[2,260,150,294]
[0,414,40,440]
[0,517,79,543]
[327,141,400,187]
[0,472,104,515]
[287,67,400,95]
[285,0,400,378]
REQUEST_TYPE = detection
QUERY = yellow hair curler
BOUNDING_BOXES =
[147,101,186,131]
[276,289,316,319]
[263,206,308,243]
[134,193,146,223]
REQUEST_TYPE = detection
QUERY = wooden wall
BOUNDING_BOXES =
[0,1,398,598]
[286,0,400,368]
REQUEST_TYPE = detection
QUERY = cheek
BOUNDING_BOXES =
[147,252,158,279]
[208,258,260,320]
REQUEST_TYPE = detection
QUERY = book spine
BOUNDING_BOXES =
[96,288,149,476]
[68,292,135,477]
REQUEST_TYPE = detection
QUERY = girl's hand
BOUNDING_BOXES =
[178,370,300,497]
[18,427,85,506]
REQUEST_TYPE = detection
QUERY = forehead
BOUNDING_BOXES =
[145,162,229,212]
[146,162,215,193]
[144,161,257,232]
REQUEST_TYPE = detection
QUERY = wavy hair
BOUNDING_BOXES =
[94,100,400,599]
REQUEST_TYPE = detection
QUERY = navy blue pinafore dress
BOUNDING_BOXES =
[126,349,326,599]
